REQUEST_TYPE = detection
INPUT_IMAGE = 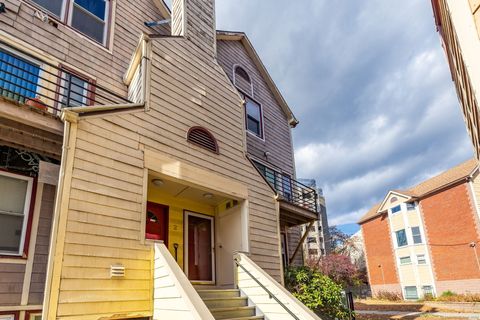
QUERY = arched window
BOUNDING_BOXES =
[233,65,253,96]
[187,126,219,154]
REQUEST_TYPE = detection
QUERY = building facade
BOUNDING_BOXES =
[359,159,480,299]
[0,0,320,319]
[431,0,480,160]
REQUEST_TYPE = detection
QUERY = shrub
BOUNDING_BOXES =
[436,291,480,302]
[284,266,352,320]
[375,290,403,301]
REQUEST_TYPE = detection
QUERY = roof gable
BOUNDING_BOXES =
[377,190,412,213]
[216,31,298,127]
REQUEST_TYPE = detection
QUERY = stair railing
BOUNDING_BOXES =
[234,257,300,320]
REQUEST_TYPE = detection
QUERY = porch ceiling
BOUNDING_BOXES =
[148,174,231,206]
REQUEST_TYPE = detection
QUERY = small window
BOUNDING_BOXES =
[0,171,34,256]
[404,286,418,299]
[411,226,422,244]
[406,202,416,210]
[234,66,251,84]
[0,48,40,104]
[245,97,263,138]
[422,285,434,296]
[308,249,318,255]
[399,256,411,265]
[395,229,408,247]
[417,254,427,264]
[391,205,401,214]
[31,0,65,17]
[307,237,316,244]
[187,127,219,154]
[59,69,93,108]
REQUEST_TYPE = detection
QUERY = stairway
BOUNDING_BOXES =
[197,288,264,320]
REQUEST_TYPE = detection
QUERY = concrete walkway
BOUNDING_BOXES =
[357,310,480,318]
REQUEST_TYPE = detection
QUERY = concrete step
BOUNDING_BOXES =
[202,296,248,309]
[197,289,241,299]
[209,306,256,320]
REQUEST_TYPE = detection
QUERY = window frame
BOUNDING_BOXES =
[411,226,423,244]
[404,286,419,300]
[399,256,412,265]
[391,205,401,214]
[417,254,427,265]
[395,229,408,247]
[0,170,35,257]
[242,93,264,140]
[54,64,96,110]
[27,0,113,48]
[406,202,416,211]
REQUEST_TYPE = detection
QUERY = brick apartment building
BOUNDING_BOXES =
[359,159,480,299]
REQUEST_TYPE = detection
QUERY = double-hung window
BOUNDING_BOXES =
[0,171,34,256]
[30,0,111,46]
[245,97,263,138]
[395,229,408,247]
[411,226,422,244]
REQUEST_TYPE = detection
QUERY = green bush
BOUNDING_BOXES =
[440,290,455,298]
[436,291,480,302]
[284,266,352,320]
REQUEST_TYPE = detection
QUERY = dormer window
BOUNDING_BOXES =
[233,65,253,96]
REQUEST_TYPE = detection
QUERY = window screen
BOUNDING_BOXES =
[71,0,108,44]
[31,0,64,16]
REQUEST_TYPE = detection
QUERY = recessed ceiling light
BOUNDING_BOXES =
[203,193,214,199]
[152,178,164,187]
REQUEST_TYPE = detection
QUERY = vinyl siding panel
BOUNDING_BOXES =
[28,184,56,305]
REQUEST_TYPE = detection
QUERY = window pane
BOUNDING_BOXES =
[0,51,40,104]
[400,256,411,264]
[391,205,401,213]
[412,226,422,244]
[407,203,416,210]
[417,254,426,264]
[405,286,418,299]
[247,116,260,135]
[31,0,64,16]
[396,229,407,247]
[61,73,88,107]
[246,99,261,120]
[0,175,28,214]
[0,214,24,253]
[71,2,106,44]
[75,0,106,19]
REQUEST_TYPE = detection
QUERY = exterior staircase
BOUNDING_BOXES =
[197,288,264,320]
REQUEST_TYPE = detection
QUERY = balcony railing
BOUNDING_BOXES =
[252,160,318,213]
[0,45,132,114]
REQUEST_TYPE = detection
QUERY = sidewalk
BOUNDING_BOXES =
[357,310,480,319]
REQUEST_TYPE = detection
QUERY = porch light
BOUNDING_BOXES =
[203,193,214,199]
[152,178,164,187]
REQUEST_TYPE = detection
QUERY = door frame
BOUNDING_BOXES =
[184,210,216,285]
[146,201,169,245]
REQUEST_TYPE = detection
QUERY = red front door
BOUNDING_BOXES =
[146,202,169,245]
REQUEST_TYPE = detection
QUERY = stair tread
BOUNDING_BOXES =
[220,317,264,320]
[210,306,255,312]
[197,289,240,293]
[202,296,247,301]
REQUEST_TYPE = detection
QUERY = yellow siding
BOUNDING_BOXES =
[390,214,405,231]
[399,265,416,285]
[407,212,420,228]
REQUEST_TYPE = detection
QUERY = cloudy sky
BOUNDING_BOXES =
[213,0,473,234]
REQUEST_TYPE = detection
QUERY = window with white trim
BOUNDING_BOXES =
[30,0,111,46]
[406,202,416,210]
[395,229,408,247]
[399,256,411,265]
[411,226,422,244]
[422,285,434,296]
[245,96,263,138]
[417,254,426,264]
[404,286,418,299]
[0,171,34,256]
[391,205,401,214]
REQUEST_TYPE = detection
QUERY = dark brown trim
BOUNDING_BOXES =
[54,64,96,112]
[0,310,20,319]
[186,126,219,154]
[25,310,42,320]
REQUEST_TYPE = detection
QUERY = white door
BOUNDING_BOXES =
[216,205,243,287]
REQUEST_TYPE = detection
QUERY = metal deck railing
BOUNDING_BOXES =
[0,44,132,114]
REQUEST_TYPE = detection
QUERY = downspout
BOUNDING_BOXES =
[42,112,75,319]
